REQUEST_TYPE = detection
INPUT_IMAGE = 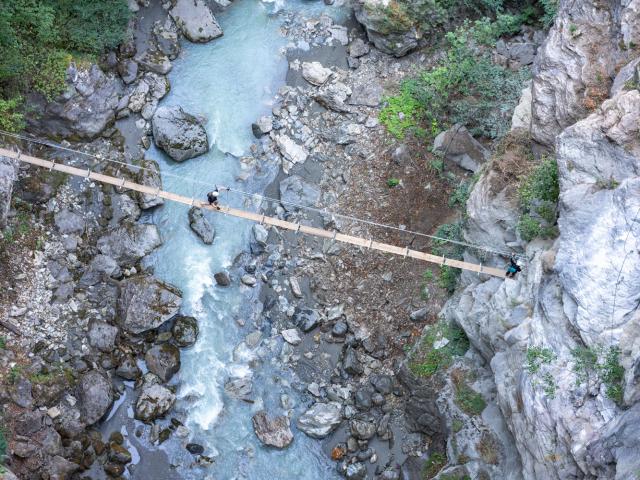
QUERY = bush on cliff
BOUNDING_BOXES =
[0,0,130,131]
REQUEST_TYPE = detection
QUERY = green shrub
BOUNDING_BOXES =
[429,158,444,173]
[519,157,559,210]
[410,321,470,377]
[526,346,556,374]
[0,424,6,463]
[387,177,401,188]
[570,345,624,404]
[517,214,541,241]
[449,180,472,208]
[438,265,461,294]
[0,96,25,132]
[381,17,530,141]
[0,337,5,349]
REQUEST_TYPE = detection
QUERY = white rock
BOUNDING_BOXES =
[281,328,302,346]
[301,62,332,86]
[170,0,223,43]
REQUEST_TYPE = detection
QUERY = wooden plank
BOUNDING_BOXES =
[0,147,508,279]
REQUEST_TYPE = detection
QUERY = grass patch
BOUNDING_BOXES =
[422,451,447,479]
[455,382,487,415]
[410,321,470,377]
[526,346,557,398]
[387,177,401,188]
[0,337,5,349]
[477,432,500,465]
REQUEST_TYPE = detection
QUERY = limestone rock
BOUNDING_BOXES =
[432,124,489,173]
[118,274,182,334]
[0,154,17,228]
[275,135,308,173]
[297,402,343,439]
[54,209,85,235]
[252,411,293,449]
[152,105,209,162]
[170,0,223,43]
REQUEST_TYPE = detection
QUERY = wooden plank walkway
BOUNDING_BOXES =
[1,147,506,278]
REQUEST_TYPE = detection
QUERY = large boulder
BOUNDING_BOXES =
[531,0,640,145]
[432,124,490,173]
[296,402,343,439]
[252,411,294,449]
[145,344,181,382]
[136,159,164,210]
[152,106,209,162]
[188,207,215,244]
[77,371,113,426]
[301,62,332,86]
[170,0,223,43]
[26,64,122,140]
[53,209,85,235]
[279,175,320,212]
[135,378,176,422]
[79,254,121,287]
[97,223,162,267]
[0,154,17,228]
[275,135,308,173]
[118,274,182,334]
[352,0,420,57]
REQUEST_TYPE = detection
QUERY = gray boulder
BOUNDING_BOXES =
[77,371,113,425]
[135,381,176,422]
[79,254,121,287]
[136,159,164,209]
[97,223,162,267]
[116,355,141,380]
[188,207,215,244]
[26,64,122,140]
[170,0,223,43]
[152,106,209,162]
[88,320,119,352]
[279,175,320,212]
[352,0,419,57]
[348,82,383,107]
[275,135,308,173]
[145,344,180,382]
[349,38,370,58]
[118,58,138,84]
[252,116,273,137]
[0,154,17,228]
[301,62,332,86]
[297,402,343,439]
[54,209,85,235]
[350,415,377,440]
[432,124,489,173]
[118,274,182,334]
[252,411,294,449]
[172,315,199,347]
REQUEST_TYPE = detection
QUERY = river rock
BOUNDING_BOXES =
[170,0,223,43]
[301,62,332,86]
[136,159,164,209]
[281,328,302,345]
[135,383,176,422]
[252,116,273,137]
[297,402,343,439]
[88,320,119,352]
[145,344,180,382]
[172,315,198,347]
[78,371,113,426]
[348,81,383,107]
[188,207,215,244]
[292,307,321,332]
[252,223,268,246]
[26,64,122,140]
[47,456,79,479]
[118,274,182,334]
[350,415,377,440]
[345,462,367,480]
[252,411,294,448]
[136,49,172,75]
[275,135,308,172]
[116,355,141,380]
[97,223,162,267]
[343,347,363,376]
[224,375,253,399]
[54,209,85,235]
[349,38,370,58]
[152,105,209,162]
[432,124,490,173]
[110,443,132,464]
[279,175,320,212]
[214,270,231,286]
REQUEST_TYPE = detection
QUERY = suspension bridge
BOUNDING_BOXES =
[0,146,509,278]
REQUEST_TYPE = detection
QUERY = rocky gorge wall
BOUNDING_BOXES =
[439,0,640,478]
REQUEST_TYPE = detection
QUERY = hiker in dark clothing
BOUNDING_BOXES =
[506,256,522,278]
[207,188,220,209]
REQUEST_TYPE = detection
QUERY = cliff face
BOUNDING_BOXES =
[443,1,640,478]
